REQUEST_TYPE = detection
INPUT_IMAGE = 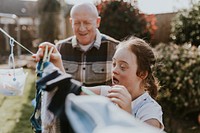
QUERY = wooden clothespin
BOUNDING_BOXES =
[40,46,54,71]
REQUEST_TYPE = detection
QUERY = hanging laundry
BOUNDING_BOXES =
[0,37,28,96]
[0,68,27,96]
[0,28,35,96]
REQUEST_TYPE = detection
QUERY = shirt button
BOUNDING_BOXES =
[83,67,85,70]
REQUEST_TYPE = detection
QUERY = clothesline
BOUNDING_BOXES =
[0,27,34,55]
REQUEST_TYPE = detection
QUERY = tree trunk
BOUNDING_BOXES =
[38,0,61,43]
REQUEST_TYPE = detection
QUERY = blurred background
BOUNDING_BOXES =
[0,0,199,133]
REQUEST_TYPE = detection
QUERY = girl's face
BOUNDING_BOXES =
[112,46,143,97]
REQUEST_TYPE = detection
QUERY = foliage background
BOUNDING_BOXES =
[170,1,200,46]
[98,0,157,42]
[155,43,200,133]
[98,1,200,132]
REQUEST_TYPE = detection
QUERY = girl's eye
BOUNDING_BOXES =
[112,62,116,67]
[120,64,126,71]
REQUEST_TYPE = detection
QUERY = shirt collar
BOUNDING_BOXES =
[72,29,101,50]
[132,92,149,106]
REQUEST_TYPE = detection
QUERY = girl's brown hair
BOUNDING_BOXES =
[117,36,160,99]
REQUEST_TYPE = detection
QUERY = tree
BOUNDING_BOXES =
[170,1,200,46]
[98,0,157,42]
[38,0,61,43]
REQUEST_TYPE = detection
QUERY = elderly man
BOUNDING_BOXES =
[34,2,119,86]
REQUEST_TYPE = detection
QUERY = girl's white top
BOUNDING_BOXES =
[100,85,164,130]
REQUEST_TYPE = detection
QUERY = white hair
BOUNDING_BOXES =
[70,2,99,18]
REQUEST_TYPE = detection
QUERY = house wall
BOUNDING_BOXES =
[0,24,38,56]
[152,12,177,45]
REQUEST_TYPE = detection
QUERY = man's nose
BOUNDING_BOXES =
[79,23,87,31]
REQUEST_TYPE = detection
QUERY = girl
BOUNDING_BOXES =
[84,36,164,129]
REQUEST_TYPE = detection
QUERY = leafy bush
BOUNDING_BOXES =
[155,43,200,132]
[170,1,200,46]
[98,0,157,42]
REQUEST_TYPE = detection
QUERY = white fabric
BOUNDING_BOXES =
[100,85,111,96]
[41,63,60,133]
[79,42,93,51]
[100,86,164,129]
[0,68,28,96]
[132,92,164,129]
[65,94,165,133]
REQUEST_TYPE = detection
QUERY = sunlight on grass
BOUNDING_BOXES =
[0,69,36,133]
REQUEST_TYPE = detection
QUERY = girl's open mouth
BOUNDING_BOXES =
[112,76,119,85]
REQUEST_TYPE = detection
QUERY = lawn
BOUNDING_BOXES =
[0,69,36,133]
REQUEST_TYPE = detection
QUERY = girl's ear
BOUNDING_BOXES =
[139,71,148,80]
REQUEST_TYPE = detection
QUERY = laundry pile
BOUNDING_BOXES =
[30,51,165,133]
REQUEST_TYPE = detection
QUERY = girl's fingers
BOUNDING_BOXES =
[107,91,123,101]
[110,97,123,107]
[107,85,132,113]
[109,85,129,98]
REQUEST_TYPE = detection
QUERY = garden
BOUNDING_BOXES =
[0,0,200,133]
[98,1,200,132]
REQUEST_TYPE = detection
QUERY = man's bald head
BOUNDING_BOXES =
[70,2,99,19]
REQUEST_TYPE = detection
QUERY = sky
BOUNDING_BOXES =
[22,0,197,14]
[65,0,196,14]
[137,0,193,14]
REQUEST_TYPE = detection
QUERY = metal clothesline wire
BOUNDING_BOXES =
[0,27,34,55]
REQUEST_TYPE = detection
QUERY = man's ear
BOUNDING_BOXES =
[69,18,72,24]
[139,71,148,80]
[96,17,101,28]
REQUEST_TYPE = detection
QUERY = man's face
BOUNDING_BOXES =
[71,11,101,45]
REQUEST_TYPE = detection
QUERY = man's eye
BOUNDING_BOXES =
[84,22,90,24]
[84,22,92,26]
[74,22,80,25]
[112,62,116,67]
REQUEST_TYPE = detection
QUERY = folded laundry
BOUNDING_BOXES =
[31,61,82,133]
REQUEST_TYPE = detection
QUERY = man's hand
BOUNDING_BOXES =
[32,42,65,72]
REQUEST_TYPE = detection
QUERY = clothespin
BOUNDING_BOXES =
[8,38,16,81]
[47,46,54,62]
[40,46,54,71]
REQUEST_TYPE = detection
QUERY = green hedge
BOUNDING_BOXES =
[154,43,200,132]
[170,1,200,46]
[98,0,157,42]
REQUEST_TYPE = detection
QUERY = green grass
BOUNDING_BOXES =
[0,69,36,133]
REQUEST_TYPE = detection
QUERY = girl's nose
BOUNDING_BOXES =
[112,66,119,75]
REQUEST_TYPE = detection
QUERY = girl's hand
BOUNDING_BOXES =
[107,85,132,114]
[32,42,65,72]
